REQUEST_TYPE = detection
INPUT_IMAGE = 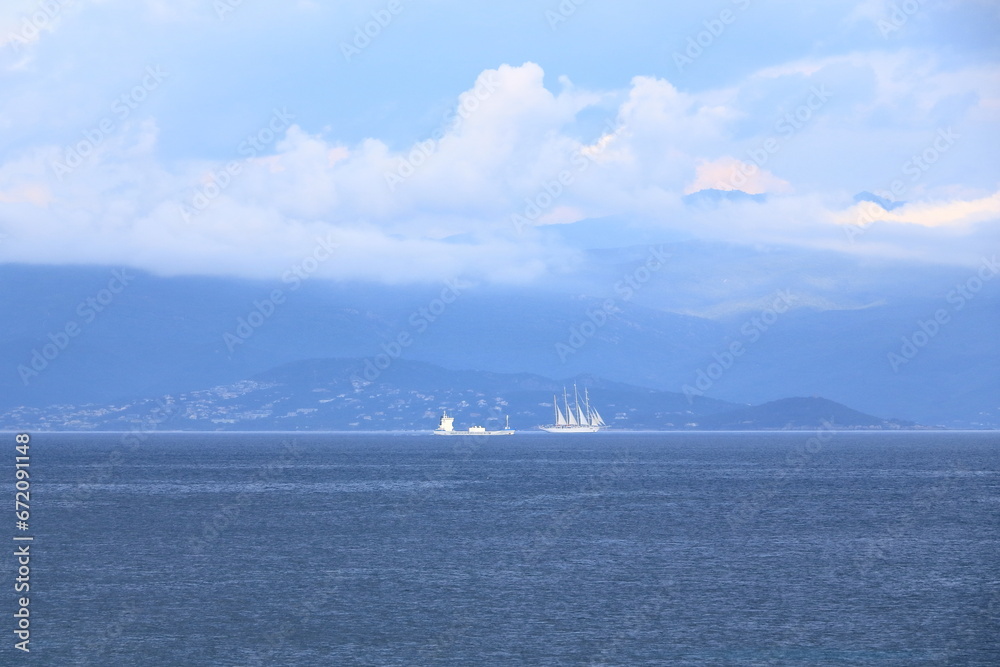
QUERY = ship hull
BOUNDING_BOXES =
[539,425,602,433]
[434,430,515,436]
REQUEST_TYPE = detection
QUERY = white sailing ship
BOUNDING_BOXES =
[540,385,606,433]
[434,411,515,436]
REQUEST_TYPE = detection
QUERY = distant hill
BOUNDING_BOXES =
[853,191,906,211]
[697,397,915,430]
[0,359,920,432]
[682,188,768,206]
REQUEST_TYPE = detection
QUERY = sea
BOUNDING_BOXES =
[8,431,999,666]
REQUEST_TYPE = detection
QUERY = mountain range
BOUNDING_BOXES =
[1,226,997,429]
[0,357,914,432]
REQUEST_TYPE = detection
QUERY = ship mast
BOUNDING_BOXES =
[563,387,577,426]
[574,384,586,425]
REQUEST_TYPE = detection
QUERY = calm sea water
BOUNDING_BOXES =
[9,431,1000,665]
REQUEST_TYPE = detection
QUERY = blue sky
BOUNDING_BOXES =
[0,0,998,283]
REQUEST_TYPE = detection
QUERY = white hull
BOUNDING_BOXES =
[434,430,515,436]
[539,425,602,433]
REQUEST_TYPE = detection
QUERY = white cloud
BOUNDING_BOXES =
[837,191,1000,228]
[0,51,997,282]
[685,157,792,195]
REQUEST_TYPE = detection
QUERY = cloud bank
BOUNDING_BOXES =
[0,2,997,282]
